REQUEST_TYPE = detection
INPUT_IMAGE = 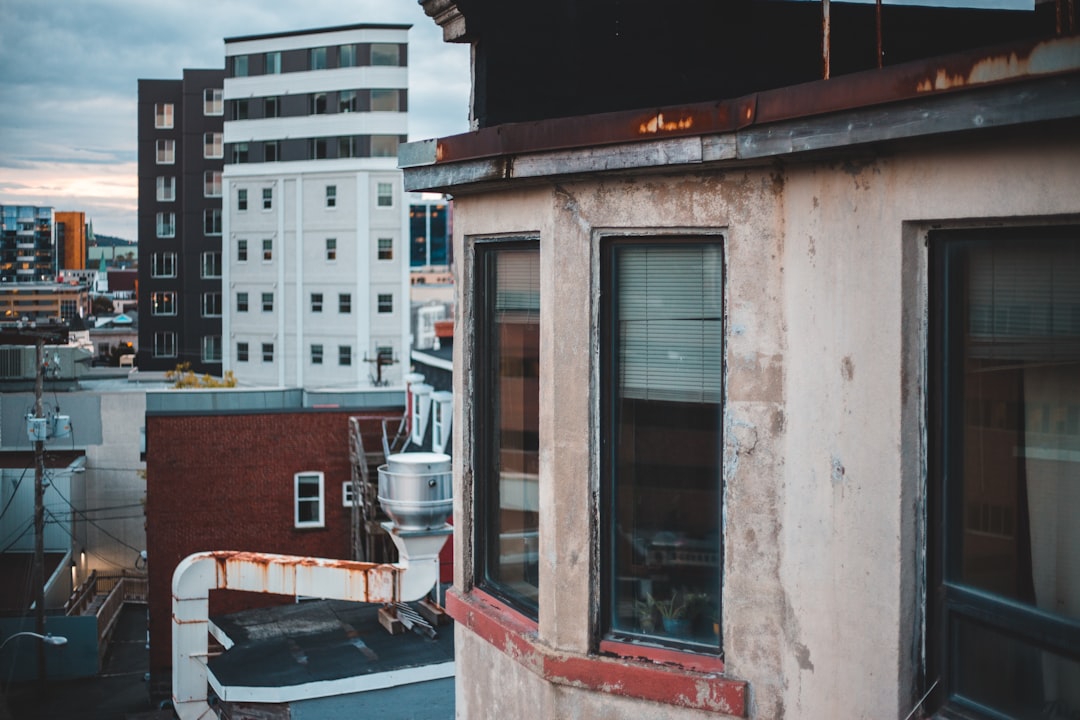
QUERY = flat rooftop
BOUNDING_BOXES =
[208,599,454,692]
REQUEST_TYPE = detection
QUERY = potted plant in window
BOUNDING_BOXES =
[640,591,711,638]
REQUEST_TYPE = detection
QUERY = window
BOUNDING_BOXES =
[201,293,221,317]
[204,132,223,159]
[262,187,272,210]
[342,482,357,507]
[376,182,393,208]
[475,241,540,615]
[310,47,327,70]
[236,292,248,312]
[265,96,279,118]
[377,293,392,314]
[371,43,400,66]
[262,342,274,362]
[371,135,400,158]
[311,344,323,364]
[204,170,222,197]
[156,139,175,164]
[237,342,249,362]
[601,239,723,651]
[201,335,222,362]
[237,188,248,211]
[156,176,175,202]
[311,293,323,313]
[326,238,337,261]
[232,99,249,121]
[261,292,273,312]
[262,238,273,261]
[155,212,175,238]
[338,136,357,159]
[237,239,248,262]
[339,90,357,113]
[338,345,352,366]
[265,51,281,74]
[310,138,328,160]
[311,93,327,115]
[204,88,223,116]
[339,293,351,313]
[232,143,249,164]
[294,472,325,528]
[326,185,337,208]
[371,89,399,112]
[378,237,393,261]
[154,331,177,358]
[264,141,279,162]
[339,44,356,67]
[432,391,453,454]
[201,251,221,278]
[233,55,248,77]
[154,103,173,128]
[151,252,176,278]
[929,226,1080,720]
[151,291,177,316]
[203,209,222,236]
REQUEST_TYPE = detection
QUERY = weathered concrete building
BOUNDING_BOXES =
[401,2,1080,719]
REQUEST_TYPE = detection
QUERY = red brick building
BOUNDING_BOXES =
[144,390,407,692]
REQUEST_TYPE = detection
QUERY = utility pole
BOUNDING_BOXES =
[0,319,67,682]
[32,335,46,681]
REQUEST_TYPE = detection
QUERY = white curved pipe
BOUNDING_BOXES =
[171,527,449,720]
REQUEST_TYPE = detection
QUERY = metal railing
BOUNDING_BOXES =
[65,569,148,666]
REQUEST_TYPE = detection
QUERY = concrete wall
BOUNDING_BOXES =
[446,126,1080,718]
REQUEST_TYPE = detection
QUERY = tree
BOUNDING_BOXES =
[165,362,237,388]
[92,296,115,315]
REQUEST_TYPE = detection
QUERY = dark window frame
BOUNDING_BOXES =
[473,237,541,619]
[599,235,725,656]
[927,224,1080,719]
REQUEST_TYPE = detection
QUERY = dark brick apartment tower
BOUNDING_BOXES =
[137,69,225,373]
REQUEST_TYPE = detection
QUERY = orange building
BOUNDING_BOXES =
[54,210,87,271]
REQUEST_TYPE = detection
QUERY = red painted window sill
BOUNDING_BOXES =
[445,588,747,716]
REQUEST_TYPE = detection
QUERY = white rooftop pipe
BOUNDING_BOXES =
[171,455,453,720]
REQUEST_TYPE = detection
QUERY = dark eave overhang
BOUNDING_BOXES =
[400,35,1080,194]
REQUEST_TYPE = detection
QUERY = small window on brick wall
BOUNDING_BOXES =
[294,472,325,528]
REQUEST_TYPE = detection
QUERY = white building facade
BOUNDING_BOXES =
[222,24,411,388]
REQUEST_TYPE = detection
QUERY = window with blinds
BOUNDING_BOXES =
[616,245,723,403]
[603,237,724,653]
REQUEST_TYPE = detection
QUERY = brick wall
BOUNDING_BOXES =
[145,409,401,679]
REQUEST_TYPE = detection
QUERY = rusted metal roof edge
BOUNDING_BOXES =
[400,34,1080,173]
[402,73,1080,194]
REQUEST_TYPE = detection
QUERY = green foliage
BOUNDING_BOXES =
[165,362,237,389]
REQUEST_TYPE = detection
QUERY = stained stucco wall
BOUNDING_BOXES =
[447,126,1080,719]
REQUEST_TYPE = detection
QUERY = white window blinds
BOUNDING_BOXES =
[616,244,723,403]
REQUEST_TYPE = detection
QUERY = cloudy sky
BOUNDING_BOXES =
[0,0,471,242]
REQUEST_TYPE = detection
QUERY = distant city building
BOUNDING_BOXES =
[54,210,87,271]
[0,205,55,284]
[0,282,89,323]
[222,24,411,389]
[409,194,451,269]
[136,68,226,374]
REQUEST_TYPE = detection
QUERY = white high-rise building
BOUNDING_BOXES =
[222,24,411,388]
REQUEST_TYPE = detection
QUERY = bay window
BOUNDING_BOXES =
[475,240,541,616]
[929,226,1080,719]
[601,238,724,652]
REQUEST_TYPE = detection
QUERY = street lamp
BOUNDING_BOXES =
[0,632,68,652]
